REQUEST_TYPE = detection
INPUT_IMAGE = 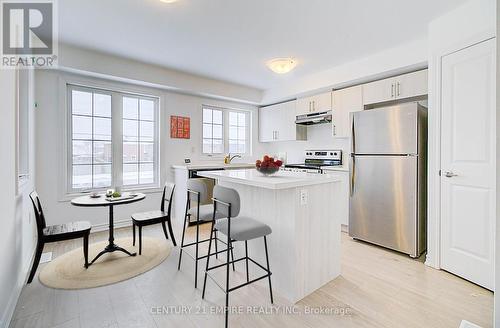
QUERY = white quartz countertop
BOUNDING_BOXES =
[197,169,340,190]
[172,162,255,170]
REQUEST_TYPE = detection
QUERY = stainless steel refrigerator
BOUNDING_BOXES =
[349,102,427,258]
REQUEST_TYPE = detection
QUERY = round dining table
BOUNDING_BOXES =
[71,192,146,266]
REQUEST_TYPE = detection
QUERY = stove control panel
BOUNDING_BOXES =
[305,150,342,160]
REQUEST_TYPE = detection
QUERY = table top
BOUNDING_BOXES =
[71,192,146,207]
[197,169,340,190]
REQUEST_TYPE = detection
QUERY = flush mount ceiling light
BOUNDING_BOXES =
[160,0,179,3]
[266,58,298,74]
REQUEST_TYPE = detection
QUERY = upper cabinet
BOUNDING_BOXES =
[296,91,332,115]
[362,69,428,105]
[332,85,363,138]
[259,100,307,142]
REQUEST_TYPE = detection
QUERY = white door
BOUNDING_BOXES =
[440,38,496,290]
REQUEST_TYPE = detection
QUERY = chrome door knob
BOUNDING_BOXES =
[444,171,458,178]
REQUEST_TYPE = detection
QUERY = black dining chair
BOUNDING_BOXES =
[131,182,177,254]
[28,191,92,284]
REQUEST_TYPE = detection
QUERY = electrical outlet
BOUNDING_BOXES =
[300,189,308,205]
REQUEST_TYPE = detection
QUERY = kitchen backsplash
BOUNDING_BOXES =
[262,123,350,166]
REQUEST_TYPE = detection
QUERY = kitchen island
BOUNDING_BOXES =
[198,169,342,303]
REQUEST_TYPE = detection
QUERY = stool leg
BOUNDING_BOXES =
[178,201,190,270]
[225,227,230,328]
[245,241,249,282]
[194,212,200,288]
[264,236,273,304]
[202,221,216,299]
[214,229,218,259]
[229,240,235,271]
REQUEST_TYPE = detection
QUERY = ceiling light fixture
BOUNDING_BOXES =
[266,58,298,74]
[160,0,179,3]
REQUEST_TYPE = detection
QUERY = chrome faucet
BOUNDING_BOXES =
[224,153,242,164]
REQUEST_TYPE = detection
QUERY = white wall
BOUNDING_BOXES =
[426,0,496,270]
[34,69,264,230]
[495,1,499,326]
[0,69,37,328]
[58,44,263,105]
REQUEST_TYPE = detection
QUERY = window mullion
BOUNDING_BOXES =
[112,92,123,188]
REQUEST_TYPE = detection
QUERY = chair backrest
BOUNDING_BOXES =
[161,182,175,216]
[187,178,208,203]
[29,191,47,236]
[213,185,240,218]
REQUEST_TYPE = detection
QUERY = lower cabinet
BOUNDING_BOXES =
[259,100,307,142]
[323,170,349,227]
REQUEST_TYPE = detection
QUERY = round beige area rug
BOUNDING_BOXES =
[39,237,171,289]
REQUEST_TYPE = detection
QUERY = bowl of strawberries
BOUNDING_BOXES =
[255,155,283,176]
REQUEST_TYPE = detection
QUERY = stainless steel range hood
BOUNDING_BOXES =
[295,110,332,125]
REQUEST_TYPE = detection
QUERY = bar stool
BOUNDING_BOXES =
[178,178,235,288]
[202,185,273,328]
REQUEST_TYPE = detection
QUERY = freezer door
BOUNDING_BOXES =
[353,103,418,155]
[349,155,418,256]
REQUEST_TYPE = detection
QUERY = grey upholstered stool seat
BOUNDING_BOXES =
[215,217,272,241]
[188,204,226,221]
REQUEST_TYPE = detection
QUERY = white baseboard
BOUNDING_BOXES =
[1,281,22,328]
[1,243,37,328]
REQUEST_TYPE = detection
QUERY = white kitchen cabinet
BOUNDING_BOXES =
[259,100,307,142]
[322,169,349,227]
[296,91,332,115]
[332,85,363,138]
[362,69,428,105]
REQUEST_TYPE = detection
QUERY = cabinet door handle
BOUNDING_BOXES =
[313,101,316,112]
[397,82,401,97]
[309,101,312,112]
[391,84,394,98]
[276,131,279,140]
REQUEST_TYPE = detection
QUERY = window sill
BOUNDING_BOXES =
[59,185,162,202]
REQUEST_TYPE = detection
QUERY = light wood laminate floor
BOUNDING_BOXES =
[10,224,493,328]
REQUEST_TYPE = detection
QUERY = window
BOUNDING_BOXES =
[122,97,156,186]
[202,106,250,156]
[228,111,247,154]
[68,85,159,192]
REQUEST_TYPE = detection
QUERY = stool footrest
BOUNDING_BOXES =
[204,255,272,294]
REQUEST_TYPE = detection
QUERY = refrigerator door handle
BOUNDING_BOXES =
[350,154,356,196]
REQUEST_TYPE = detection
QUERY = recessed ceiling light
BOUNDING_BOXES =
[266,58,298,74]
[160,0,178,3]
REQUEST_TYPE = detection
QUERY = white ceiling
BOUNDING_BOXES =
[59,0,467,90]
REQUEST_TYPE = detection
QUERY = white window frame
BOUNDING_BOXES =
[66,84,160,194]
[201,105,251,157]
